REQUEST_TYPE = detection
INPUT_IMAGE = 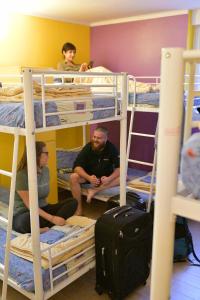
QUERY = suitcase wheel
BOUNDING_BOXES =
[95,284,103,295]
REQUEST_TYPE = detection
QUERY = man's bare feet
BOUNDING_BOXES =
[40,227,49,233]
[86,188,96,203]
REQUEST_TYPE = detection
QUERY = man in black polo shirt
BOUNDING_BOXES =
[70,127,120,215]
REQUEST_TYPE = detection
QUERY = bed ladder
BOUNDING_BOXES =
[127,106,158,212]
[1,132,19,300]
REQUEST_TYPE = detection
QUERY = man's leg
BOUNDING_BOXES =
[70,173,86,215]
[87,176,120,203]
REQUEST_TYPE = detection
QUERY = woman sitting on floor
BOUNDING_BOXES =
[13,141,77,234]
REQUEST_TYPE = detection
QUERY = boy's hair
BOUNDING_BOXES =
[94,126,108,137]
[62,42,76,53]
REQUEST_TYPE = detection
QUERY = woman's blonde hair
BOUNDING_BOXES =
[17,141,46,171]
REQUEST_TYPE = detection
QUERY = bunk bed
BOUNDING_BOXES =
[150,48,200,300]
[0,69,128,300]
[54,74,160,205]
[126,73,200,211]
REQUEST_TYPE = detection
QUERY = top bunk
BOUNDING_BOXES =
[128,73,200,116]
[0,68,128,135]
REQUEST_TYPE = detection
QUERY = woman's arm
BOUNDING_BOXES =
[17,190,65,226]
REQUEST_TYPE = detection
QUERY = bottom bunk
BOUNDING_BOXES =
[0,205,95,299]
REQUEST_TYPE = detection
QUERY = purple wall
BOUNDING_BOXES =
[91,15,188,76]
[91,15,188,170]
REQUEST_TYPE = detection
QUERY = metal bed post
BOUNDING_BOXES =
[2,131,19,300]
[120,73,128,206]
[23,68,44,300]
[150,48,184,300]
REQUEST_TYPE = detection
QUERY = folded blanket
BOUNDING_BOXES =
[10,216,96,269]
[128,174,156,192]
[0,81,92,102]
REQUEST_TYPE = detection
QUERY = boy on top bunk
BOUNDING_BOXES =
[70,127,120,216]
[57,42,89,73]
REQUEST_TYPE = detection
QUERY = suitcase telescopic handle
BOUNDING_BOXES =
[113,207,132,218]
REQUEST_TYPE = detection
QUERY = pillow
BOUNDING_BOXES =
[56,148,81,171]
[181,133,200,198]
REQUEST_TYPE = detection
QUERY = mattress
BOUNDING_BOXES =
[128,92,160,106]
[0,96,116,128]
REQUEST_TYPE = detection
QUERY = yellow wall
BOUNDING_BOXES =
[0,13,90,68]
[186,11,195,49]
[0,13,90,203]
[56,126,90,149]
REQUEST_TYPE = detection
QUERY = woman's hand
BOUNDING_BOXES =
[51,215,66,226]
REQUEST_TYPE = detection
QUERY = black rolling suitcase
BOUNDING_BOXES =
[95,205,152,300]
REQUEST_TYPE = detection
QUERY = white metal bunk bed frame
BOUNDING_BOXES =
[150,48,200,300]
[0,69,128,300]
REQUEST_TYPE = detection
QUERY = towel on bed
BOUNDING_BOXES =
[10,216,95,269]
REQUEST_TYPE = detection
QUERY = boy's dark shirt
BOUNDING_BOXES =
[73,141,119,178]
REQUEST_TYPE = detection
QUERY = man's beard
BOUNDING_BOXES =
[91,140,106,151]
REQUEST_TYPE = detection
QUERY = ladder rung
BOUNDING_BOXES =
[0,170,12,177]
[128,159,154,167]
[131,132,156,138]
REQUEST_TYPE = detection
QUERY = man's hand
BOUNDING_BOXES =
[101,176,110,185]
[51,216,66,226]
[89,175,101,187]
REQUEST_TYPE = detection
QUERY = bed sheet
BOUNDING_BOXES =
[0,100,60,128]
[0,96,116,128]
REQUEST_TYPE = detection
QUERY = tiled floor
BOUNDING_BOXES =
[1,199,200,300]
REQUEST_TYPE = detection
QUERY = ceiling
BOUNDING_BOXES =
[4,0,200,25]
